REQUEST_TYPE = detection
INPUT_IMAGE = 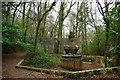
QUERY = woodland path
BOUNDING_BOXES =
[2,52,63,78]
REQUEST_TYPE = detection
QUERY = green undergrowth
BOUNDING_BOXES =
[22,46,61,68]
[2,21,24,53]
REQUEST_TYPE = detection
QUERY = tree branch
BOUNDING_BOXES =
[102,0,114,9]
[96,0,105,16]
[63,1,75,20]
[38,2,56,24]
[12,2,22,24]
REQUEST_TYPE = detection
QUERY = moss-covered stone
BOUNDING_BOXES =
[100,69,107,74]
[93,70,101,75]
[87,71,94,76]
[107,68,114,74]
[83,72,89,77]
[117,67,120,73]
[112,68,119,73]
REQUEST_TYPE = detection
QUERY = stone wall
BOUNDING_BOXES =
[39,37,81,54]
[82,55,105,67]
[39,37,54,53]
[82,55,120,67]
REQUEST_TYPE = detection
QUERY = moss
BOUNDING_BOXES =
[78,73,84,77]
[117,68,120,73]
[93,70,101,75]
[88,71,94,76]
[112,68,119,73]
[83,72,89,77]
[100,69,107,74]
[71,74,78,78]
[107,68,114,74]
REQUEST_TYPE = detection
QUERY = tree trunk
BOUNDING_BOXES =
[33,2,56,52]
[12,2,21,24]
[6,3,10,21]
[22,2,26,42]
[23,3,31,42]
[75,2,79,38]
[58,2,64,38]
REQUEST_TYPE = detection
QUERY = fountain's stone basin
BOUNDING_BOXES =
[61,55,82,71]
[64,44,79,54]
[64,48,79,54]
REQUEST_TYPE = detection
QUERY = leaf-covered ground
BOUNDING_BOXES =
[2,52,63,78]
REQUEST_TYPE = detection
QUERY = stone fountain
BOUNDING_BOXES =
[61,31,82,71]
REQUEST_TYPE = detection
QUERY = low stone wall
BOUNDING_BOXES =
[15,59,120,78]
[82,55,120,67]
[82,55,105,67]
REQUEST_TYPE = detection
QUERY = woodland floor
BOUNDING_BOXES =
[2,52,120,79]
[2,52,63,78]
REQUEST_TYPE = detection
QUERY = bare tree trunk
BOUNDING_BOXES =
[6,3,10,21]
[58,2,64,38]
[96,0,111,51]
[23,3,31,42]
[12,2,21,24]
[75,2,79,38]
[42,2,47,37]
[57,2,75,53]
[22,2,25,28]
[22,2,26,42]
[34,2,56,52]
[58,2,75,38]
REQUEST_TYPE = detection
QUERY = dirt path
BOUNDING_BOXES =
[2,52,63,78]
